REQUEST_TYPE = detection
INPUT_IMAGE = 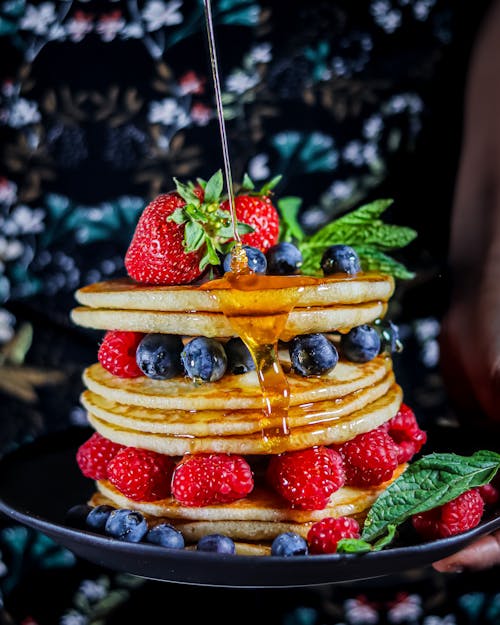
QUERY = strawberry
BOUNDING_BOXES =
[220,175,281,252]
[125,171,253,285]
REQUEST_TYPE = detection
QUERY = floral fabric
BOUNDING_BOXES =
[0,0,498,623]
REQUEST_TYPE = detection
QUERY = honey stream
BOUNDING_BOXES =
[202,0,309,449]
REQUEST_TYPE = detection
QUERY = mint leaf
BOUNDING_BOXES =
[372,525,397,551]
[355,247,415,280]
[362,451,500,542]
[336,539,372,554]
[277,196,305,243]
[204,170,224,203]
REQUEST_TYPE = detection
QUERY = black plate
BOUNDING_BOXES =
[0,428,499,588]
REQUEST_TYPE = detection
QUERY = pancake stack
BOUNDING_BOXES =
[70,269,417,554]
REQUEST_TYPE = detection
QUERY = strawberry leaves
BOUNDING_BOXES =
[168,170,253,271]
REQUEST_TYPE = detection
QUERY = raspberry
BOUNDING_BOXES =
[335,428,399,487]
[171,454,254,506]
[98,331,144,378]
[412,489,485,540]
[384,404,427,463]
[477,484,499,505]
[307,517,360,554]
[76,433,124,480]
[267,446,345,510]
[107,447,175,501]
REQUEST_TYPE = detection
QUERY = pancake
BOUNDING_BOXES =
[86,383,402,455]
[75,273,394,312]
[81,371,394,437]
[71,300,388,340]
[83,356,392,411]
[95,464,406,524]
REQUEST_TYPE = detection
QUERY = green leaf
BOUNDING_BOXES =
[196,177,207,190]
[174,177,200,205]
[362,451,500,542]
[167,207,188,225]
[184,221,205,252]
[204,170,224,203]
[372,525,397,551]
[355,247,415,280]
[277,196,305,243]
[336,538,373,554]
[242,173,255,190]
[334,198,394,224]
[260,175,282,195]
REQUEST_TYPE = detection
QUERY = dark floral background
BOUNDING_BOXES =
[0,1,499,623]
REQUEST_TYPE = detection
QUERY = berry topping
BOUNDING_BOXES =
[181,337,228,382]
[64,504,93,530]
[136,333,184,380]
[412,489,484,540]
[341,325,381,363]
[271,532,308,557]
[321,245,361,275]
[266,242,303,275]
[478,483,499,505]
[225,337,255,375]
[335,428,399,487]
[98,331,144,378]
[104,509,148,543]
[171,453,254,506]
[223,245,267,274]
[289,333,338,377]
[145,523,185,549]
[384,404,427,463]
[267,446,345,510]
[125,171,252,286]
[196,534,236,554]
[76,433,124,480]
[375,319,402,354]
[107,447,175,502]
[307,517,360,554]
[86,505,115,532]
[221,176,280,252]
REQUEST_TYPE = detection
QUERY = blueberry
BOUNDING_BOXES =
[196,534,236,554]
[341,325,381,362]
[181,337,227,382]
[223,246,267,274]
[144,523,185,549]
[86,505,115,532]
[225,337,255,375]
[136,334,183,380]
[289,333,338,376]
[65,504,92,529]
[321,245,360,275]
[104,509,148,543]
[266,242,303,275]
[271,532,308,557]
[375,319,402,354]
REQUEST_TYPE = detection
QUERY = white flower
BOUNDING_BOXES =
[371,1,402,33]
[310,132,334,149]
[362,142,378,164]
[423,616,456,625]
[121,22,144,39]
[332,56,348,76]
[363,115,383,139]
[0,179,17,206]
[48,23,66,40]
[421,339,439,368]
[343,141,365,166]
[20,2,57,35]
[142,0,183,31]
[414,318,440,342]
[66,13,93,43]
[149,98,189,126]
[3,205,45,236]
[249,42,272,64]
[96,13,126,42]
[7,99,41,128]
[388,594,423,623]
[0,309,15,344]
[248,154,270,181]
[328,180,354,200]
[78,579,107,602]
[0,236,24,266]
[60,611,88,625]
[413,0,435,21]
[226,70,259,94]
[344,598,379,624]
